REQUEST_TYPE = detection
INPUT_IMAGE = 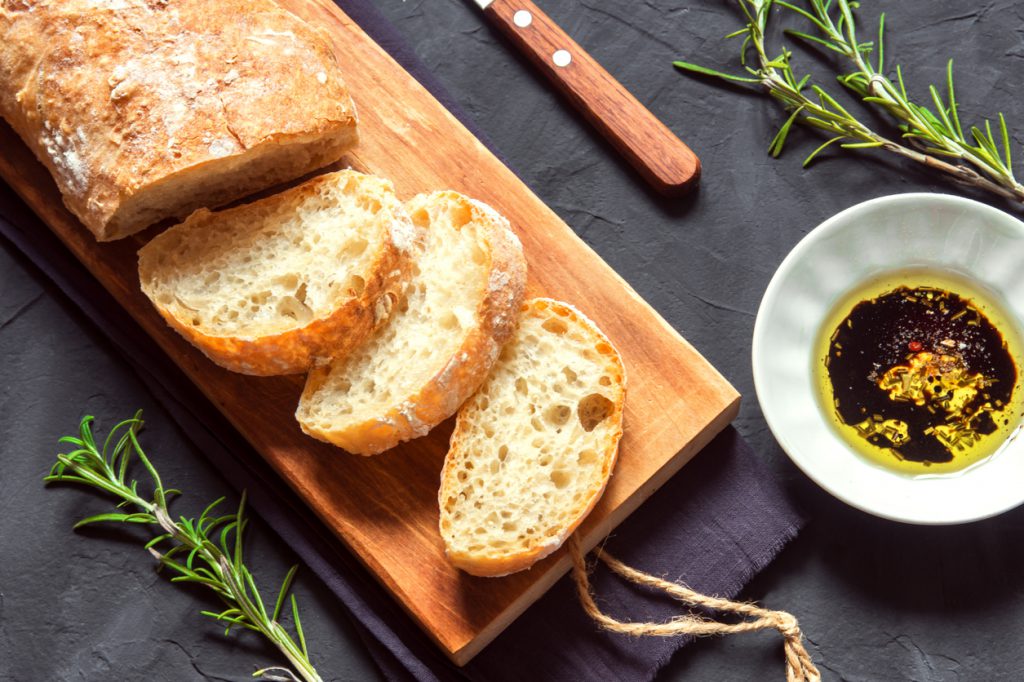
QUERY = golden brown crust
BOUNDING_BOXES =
[0,0,358,240]
[149,246,406,376]
[298,191,528,454]
[138,171,412,376]
[440,298,627,577]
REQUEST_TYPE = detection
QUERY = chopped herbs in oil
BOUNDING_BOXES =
[816,272,1024,474]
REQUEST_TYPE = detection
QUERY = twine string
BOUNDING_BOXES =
[567,534,821,682]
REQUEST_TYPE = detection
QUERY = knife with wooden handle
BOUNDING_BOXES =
[472,0,700,196]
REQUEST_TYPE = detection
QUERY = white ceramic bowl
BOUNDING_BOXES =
[753,193,1024,524]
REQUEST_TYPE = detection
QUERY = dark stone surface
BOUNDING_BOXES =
[5,0,1024,679]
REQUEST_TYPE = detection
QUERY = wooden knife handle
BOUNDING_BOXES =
[483,0,700,195]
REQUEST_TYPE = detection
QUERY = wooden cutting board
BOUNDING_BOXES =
[0,0,739,665]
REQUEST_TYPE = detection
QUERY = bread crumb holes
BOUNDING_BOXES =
[578,393,613,432]
[550,469,572,489]
[542,317,569,334]
[544,404,572,427]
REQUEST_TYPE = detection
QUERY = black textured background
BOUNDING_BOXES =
[5,1,1024,680]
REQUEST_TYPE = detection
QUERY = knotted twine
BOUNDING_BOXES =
[567,535,821,682]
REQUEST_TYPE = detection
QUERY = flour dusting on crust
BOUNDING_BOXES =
[0,0,358,239]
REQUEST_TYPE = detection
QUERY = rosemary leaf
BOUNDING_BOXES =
[803,136,845,167]
[676,0,1024,205]
[46,413,323,682]
[672,60,760,83]
[769,107,805,156]
[1000,113,1012,169]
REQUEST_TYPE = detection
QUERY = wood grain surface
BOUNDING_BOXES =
[484,0,701,195]
[0,0,738,665]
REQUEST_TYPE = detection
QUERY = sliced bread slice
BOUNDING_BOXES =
[295,191,527,455]
[438,298,626,577]
[138,170,416,375]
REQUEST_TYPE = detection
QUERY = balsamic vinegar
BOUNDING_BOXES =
[816,269,1024,474]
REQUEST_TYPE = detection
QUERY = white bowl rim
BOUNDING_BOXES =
[752,192,1024,525]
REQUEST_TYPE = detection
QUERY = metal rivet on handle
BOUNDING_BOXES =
[513,10,533,27]
[552,49,572,68]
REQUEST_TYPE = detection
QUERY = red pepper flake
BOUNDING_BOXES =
[908,340,923,352]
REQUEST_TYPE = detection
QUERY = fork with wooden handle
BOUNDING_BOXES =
[471,0,700,196]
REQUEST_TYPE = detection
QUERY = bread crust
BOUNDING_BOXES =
[297,191,528,454]
[138,171,413,376]
[439,298,627,577]
[0,0,358,240]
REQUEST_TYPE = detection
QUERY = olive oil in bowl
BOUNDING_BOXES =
[815,269,1024,475]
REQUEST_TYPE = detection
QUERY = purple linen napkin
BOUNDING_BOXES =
[0,1,805,679]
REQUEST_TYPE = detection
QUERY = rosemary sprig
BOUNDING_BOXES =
[674,0,1024,204]
[45,412,322,682]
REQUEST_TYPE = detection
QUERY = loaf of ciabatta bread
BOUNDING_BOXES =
[138,170,415,376]
[438,298,626,577]
[295,191,527,455]
[0,0,358,240]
